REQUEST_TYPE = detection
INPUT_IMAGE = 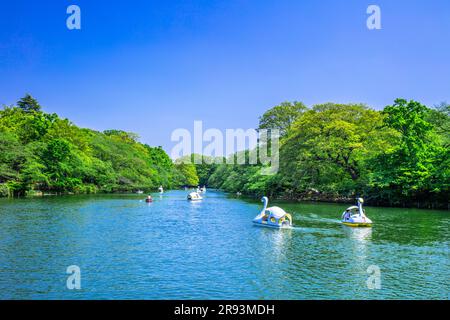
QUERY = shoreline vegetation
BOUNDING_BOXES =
[195,99,449,210]
[0,95,200,198]
[1,95,449,209]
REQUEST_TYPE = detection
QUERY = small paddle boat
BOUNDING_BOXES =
[158,185,164,194]
[187,192,203,201]
[341,198,372,227]
[145,195,153,203]
[253,196,293,229]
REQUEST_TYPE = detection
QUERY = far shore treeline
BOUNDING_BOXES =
[0,95,200,197]
[1,95,448,209]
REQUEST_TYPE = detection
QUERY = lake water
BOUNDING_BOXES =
[0,190,448,299]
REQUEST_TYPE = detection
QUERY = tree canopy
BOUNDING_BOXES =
[258,101,306,137]
[0,95,197,196]
[2,95,448,208]
[200,99,449,209]
[17,94,42,113]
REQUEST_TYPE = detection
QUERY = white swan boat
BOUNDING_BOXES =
[341,198,372,227]
[187,192,203,201]
[253,196,293,229]
[158,185,164,194]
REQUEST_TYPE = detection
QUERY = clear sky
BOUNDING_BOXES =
[0,0,449,153]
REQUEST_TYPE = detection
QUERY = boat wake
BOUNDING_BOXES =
[294,213,341,225]
[290,225,343,237]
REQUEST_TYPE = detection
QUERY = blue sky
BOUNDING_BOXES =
[0,0,449,152]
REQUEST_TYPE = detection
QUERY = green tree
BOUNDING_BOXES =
[173,160,199,186]
[0,131,27,182]
[104,129,140,143]
[0,96,178,196]
[258,101,306,137]
[369,99,447,205]
[285,103,391,182]
[428,102,449,146]
[17,94,42,113]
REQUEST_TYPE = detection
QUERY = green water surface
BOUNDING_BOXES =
[0,190,448,299]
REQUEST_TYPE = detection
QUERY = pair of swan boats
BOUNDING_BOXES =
[253,197,372,229]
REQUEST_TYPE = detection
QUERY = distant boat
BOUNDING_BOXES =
[158,186,164,194]
[136,190,144,194]
[187,192,203,201]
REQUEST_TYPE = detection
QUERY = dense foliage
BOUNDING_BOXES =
[0,95,197,196]
[2,95,448,208]
[201,100,449,209]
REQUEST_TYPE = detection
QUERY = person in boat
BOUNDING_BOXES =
[344,209,351,220]
[146,195,153,202]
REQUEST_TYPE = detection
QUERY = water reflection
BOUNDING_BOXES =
[269,228,293,262]
[342,226,373,242]
[342,226,373,276]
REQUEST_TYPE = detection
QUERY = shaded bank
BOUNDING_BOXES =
[230,190,448,210]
